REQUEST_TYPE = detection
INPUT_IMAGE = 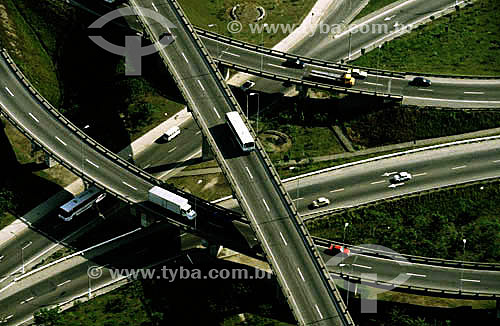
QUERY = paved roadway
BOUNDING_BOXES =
[131,0,352,324]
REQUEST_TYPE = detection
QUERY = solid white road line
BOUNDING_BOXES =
[181,52,189,63]
[413,172,427,177]
[85,159,99,169]
[370,180,385,185]
[364,82,383,86]
[55,136,67,146]
[197,80,205,91]
[267,63,286,69]
[330,188,344,193]
[57,280,71,287]
[461,278,480,283]
[28,113,39,123]
[418,88,434,92]
[245,166,253,179]
[0,282,14,294]
[315,304,323,319]
[168,147,177,153]
[463,91,484,95]
[406,272,426,278]
[452,165,467,170]
[5,87,14,96]
[493,160,500,163]
[20,296,35,304]
[405,96,500,104]
[212,106,220,119]
[292,197,304,201]
[297,267,305,282]
[221,50,240,57]
[262,198,270,212]
[22,241,32,250]
[122,182,137,191]
[280,232,288,246]
[196,131,201,135]
[352,263,372,270]
[151,2,158,12]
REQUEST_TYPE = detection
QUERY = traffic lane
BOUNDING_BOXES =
[260,219,341,324]
[0,59,153,203]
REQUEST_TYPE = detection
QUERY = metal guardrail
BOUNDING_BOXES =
[154,1,355,324]
[196,28,500,81]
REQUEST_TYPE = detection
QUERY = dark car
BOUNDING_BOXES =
[240,80,256,92]
[283,58,305,69]
[409,77,432,87]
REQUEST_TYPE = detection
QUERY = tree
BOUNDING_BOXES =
[34,307,62,326]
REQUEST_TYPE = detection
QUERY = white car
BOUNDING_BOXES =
[240,80,255,92]
[347,68,367,79]
[309,197,330,209]
[391,172,412,183]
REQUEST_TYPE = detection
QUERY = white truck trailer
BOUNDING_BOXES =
[148,186,197,220]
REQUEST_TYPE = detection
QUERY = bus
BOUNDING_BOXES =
[225,111,255,152]
[163,126,180,141]
[58,186,106,221]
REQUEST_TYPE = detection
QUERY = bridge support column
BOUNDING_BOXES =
[201,136,213,161]
[30,141,41,156]
[496,299,500,320]
[43,153,58,168]
[297,84,308,99]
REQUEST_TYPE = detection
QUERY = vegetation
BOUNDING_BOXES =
[307,180,500,262]
[352,0,500,75]
[353,0,401,21]
[178,0,317,47]
[343,105,500,148]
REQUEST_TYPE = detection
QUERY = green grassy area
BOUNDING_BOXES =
[352,0,500,75]
[343,105,500,148]
[0,0,64,106]
[307,180,500,263]
[168,173,232,202]
[353,0,401,22]
[178,0,317,47]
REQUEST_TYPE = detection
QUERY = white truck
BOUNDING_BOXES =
[148,186,197,220]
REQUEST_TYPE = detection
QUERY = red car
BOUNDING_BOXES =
[328,244,350,255]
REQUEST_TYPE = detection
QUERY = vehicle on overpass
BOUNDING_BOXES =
[240,80,255,92]
[409,76,432,87]
[163,126,180,141]
[390,172,412,183]
[308,197,330,209]
[283,58,305,69]
[304,68,356,87]
[347,68,367,79]
[225,111,255,152]
[148,186,197,220]
[58,186,106,221]
[327,244,351,256]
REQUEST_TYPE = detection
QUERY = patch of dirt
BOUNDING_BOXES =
[0,3,20,56]
[232,3,260,23]
[260,130,292,153]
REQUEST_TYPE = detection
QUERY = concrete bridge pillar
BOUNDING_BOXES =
[43,153,58,168]
[30,141,41,156]
[201,136,213,161]
[297,84,308,99]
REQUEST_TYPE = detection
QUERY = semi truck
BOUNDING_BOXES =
[304,68,356,87]
[148,186,197,220]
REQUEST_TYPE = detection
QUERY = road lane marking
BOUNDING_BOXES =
[168,147,177,153]
[267,63,286,69]
[221,50,239,57]
[297,267,305,281]
[197,80,205,91]
[370,180,385,185]
[245,166,253,179]
[22,241,32,250]
[464,91,484,95]
[418,88,434,92]
[143,163,151,169]
[181,52,189,63]
[461,278,480,283]
[0,282,14,294]
[122,182,138,191]
[406,273,426,278]
[452,165,467,170]
[330,188,344,193]
[352,263,372,270]
[493,160,500,163]
[151,2,158,12]
[57,280,71,287]
[20,296,35,304]
[0,255,3,261]
[85,159,99,169]
[212,106,220,119]
[280,232,288,246]
[364,82,383,86]
[262,198,270,212]
[196,131,201,135]
[292,197,303,201]
[5,87,14,96]
[0,276,8,283]
[55,136,67,146]
[413,172,427,177]
[315,304,323,319]
[5,315,13,320]
[28,113,39,123]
